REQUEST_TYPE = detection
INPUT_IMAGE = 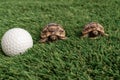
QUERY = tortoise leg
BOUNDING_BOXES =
[103,33,108,36]
[101,32,108,37]
[89,37,98,39]
[39,38,48,43]
[59,36,67,40]
[81,34,88,38]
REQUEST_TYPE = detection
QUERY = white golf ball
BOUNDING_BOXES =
[1,28,33,56]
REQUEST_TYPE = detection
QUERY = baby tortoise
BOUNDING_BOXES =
[40,23,67,43]
[81,22,108,39]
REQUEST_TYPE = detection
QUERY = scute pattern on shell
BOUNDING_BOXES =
[82,22,105,35]
[40,23,66,42]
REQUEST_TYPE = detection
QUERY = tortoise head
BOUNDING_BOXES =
[49,35,58,41]
[89,30,100,37]
[92,30,99,36]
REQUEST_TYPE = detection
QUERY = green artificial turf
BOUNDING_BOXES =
[0,0,120,79]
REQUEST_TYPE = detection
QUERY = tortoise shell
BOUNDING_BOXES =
[40,23,67,42]
[82,22,108,38]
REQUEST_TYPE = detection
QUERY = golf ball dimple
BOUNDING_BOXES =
[1,28,33,56]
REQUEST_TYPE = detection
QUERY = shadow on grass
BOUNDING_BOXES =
[0,44,6,56]
[74,29,83,39]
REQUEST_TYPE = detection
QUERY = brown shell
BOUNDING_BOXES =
[40,23,66,42]
[82,22,105,35]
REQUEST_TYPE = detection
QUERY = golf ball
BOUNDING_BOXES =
[1,28,33,56]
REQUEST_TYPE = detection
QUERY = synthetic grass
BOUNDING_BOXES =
[0,0,120,79]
